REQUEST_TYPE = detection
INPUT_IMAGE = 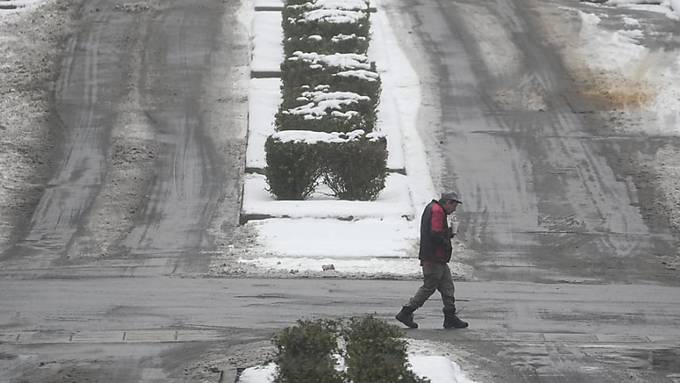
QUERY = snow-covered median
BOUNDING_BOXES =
[214,0,454,278]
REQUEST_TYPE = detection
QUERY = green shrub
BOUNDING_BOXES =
[342,316,429,383]
[276,87,376,133]
[283,9,370,41]
[322,133,387,200]
[272,319,344,383]
[265,135,323,200]
[284,34,370,56]
[281,52,374,90]
[330,67,381,101]
[276,110,371,133]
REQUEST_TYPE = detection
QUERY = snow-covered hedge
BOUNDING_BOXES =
[272,317,428,383]
[273,319,343,383]
[282,3,371,43]
[276,86,376,133]
[265,134,323,200]
[342,316,429,383]
[284,33,370,56]
[265,0,386,201]
[265,130,387,200]
[323,134,387,201]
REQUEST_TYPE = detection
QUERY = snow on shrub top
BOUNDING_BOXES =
[284,89,371,120]
[314,0,369,11]
[289,51,372,70]
[287,0,369,11]
[299,9,367,24]
[271,129,385,144]
[331,33,367,42]
[334,69,380,82]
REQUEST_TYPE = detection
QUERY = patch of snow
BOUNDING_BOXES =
[271,129,383,143]
[604,0,680,19]
[247,78,280,169]
[314,0,370,11]
[0,0,49,15]
[242,173,412,219]
[622,16,641,26]
[245,217,417,258]
[282,90,371,119]
[252,12,283,73]
[239,255,422,275]
[331,33,367,43]
[288,51,373,71]
[300,9,367,25]
[577,10,647,74]
[334,69,379,82]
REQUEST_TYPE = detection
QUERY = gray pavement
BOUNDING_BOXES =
[1,277,680,381]
[385,0,680,285]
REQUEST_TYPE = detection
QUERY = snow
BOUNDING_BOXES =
[245,217,417,258]
[282,90,371,119]
[601,0,680,19]
[0,0,48,14]
[270,129,383,143]
[573,8,680,135]
[241,173,412,219]
[300,9,368,24]
[288,51,373,70]
[577,10,647,73]
[237,339,477,383]
[251,12,283,73]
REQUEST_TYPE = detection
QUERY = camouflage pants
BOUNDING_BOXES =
[406,262,456,314]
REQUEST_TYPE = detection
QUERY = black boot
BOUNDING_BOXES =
[395,306,418,329]
[443,312,468,329]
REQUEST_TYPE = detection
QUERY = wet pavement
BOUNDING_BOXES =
[1,277,680,382]
[386,0,680,285]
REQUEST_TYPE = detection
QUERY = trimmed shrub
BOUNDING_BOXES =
[342,316,429,383]
[276,87,375,133]
[330,67,381,102]
[265,135,323,200]
[281,52,374,90]
[272,319,344,383]
[283,9,370,42]
[284,34,370,56]
[322,133,387,200]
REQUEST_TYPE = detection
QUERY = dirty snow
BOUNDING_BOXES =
[604,0,680,19]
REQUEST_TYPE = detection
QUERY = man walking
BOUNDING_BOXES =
[396,192,469,329]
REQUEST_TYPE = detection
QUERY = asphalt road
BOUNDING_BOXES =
[390,0,680,284]
[1,0,247,275]
[1,278,679,382]
[1,0,680,382]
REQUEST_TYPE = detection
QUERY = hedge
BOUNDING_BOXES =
[271,316,429,383]
[263,0,388,201]
[265,135,324,200]
[284,34,370,57]
[265,130,387,200]
[342,316,429,383]
[272,319,344,383]
[276,87,376,133]
[322,135,387,200]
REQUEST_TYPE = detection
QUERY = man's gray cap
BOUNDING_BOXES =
[441,191,462,204]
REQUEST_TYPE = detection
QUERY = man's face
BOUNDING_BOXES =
[443,200,458,214]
